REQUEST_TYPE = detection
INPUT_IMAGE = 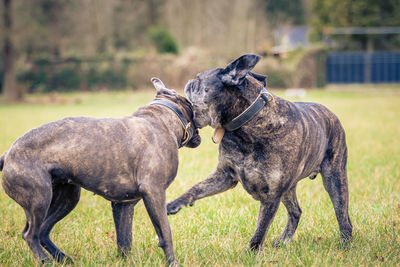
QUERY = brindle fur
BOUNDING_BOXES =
[167,54,352,250]
[0,78,201,265]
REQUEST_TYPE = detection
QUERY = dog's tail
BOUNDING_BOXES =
[0,151,7,171]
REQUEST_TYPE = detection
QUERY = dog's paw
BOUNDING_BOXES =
[339,237,352,250]
[169,259,182,267]
[61,255,74,265]
[40,256,53,265]
[116,247,131,259]
[54,252,74,264]
[273,239,283,248]
[167,201,183,215]
[249,241,262,252]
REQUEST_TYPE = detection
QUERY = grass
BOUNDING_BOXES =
[0,87,400,266]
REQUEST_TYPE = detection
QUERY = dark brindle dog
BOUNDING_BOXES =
[167,54,352,250]
[0,78,201,265]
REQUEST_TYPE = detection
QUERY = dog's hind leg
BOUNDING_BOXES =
[2,168,53,263]
[39,183,81,263]
[112,200,140,257]
[321,144,352,244]
[273,185,302,247]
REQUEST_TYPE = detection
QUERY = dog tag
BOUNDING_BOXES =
[212,127,225,144]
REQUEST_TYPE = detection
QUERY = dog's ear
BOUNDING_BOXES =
[220,54,261,86]
[151,77,177,95]
[249,72,267,87]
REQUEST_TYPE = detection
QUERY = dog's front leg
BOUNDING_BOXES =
[140,186,178,266]
[167,165,238,215]
[111,200,139,257]
[249,196,282,251]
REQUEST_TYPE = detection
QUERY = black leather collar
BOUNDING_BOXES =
[223,88,273,131]
[149,99,194,147]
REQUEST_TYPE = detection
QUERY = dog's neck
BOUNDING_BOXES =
[133,105,188,148]
[219,78,259,126]
[240,76,264,102]
[222,78,292,142]
[220,77,270,126]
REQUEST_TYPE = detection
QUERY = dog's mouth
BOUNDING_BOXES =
[185,127,201,148]
[186,99,202,128]
[187,106,208,129]
[174,96,201,148]
[184,104,202,148]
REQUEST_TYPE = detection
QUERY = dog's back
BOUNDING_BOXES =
[293,101,346,140]
[2,112,180,199]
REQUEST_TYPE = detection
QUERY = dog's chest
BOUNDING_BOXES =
[221,146,283,201]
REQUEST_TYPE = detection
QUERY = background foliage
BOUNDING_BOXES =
[311,0,400,49]
[1,0,399,97]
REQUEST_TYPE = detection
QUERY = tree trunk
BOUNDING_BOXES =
[2,0,21,102]
[147,0,165,26]
[147,0,157,26]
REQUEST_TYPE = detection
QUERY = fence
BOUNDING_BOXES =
[326,52,400,83]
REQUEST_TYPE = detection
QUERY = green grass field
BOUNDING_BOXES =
[0,88,399,266]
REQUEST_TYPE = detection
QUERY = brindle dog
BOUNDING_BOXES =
[167,54,352,250]
[0,78,201,265]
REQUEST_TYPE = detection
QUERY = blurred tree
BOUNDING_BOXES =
[260,0,305,27]
[38,0,69,58]
[17,0,70,58]
[2,0,21,101]
[1,0,282,93]
[312,0,400,28]
[112,0,149,51]
[148,26,179,54]
[311,0,400,49]
[147,0,166,26]
[164,0,271,54]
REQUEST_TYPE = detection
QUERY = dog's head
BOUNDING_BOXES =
[151,77,201,148]
[184,54,266,129]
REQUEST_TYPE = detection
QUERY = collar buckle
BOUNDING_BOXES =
[181,122,192,145]
[260,90,274,102]
[148,99,194,147]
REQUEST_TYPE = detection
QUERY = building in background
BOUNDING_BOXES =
[323,27,400,84]
[273,26,309,57]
